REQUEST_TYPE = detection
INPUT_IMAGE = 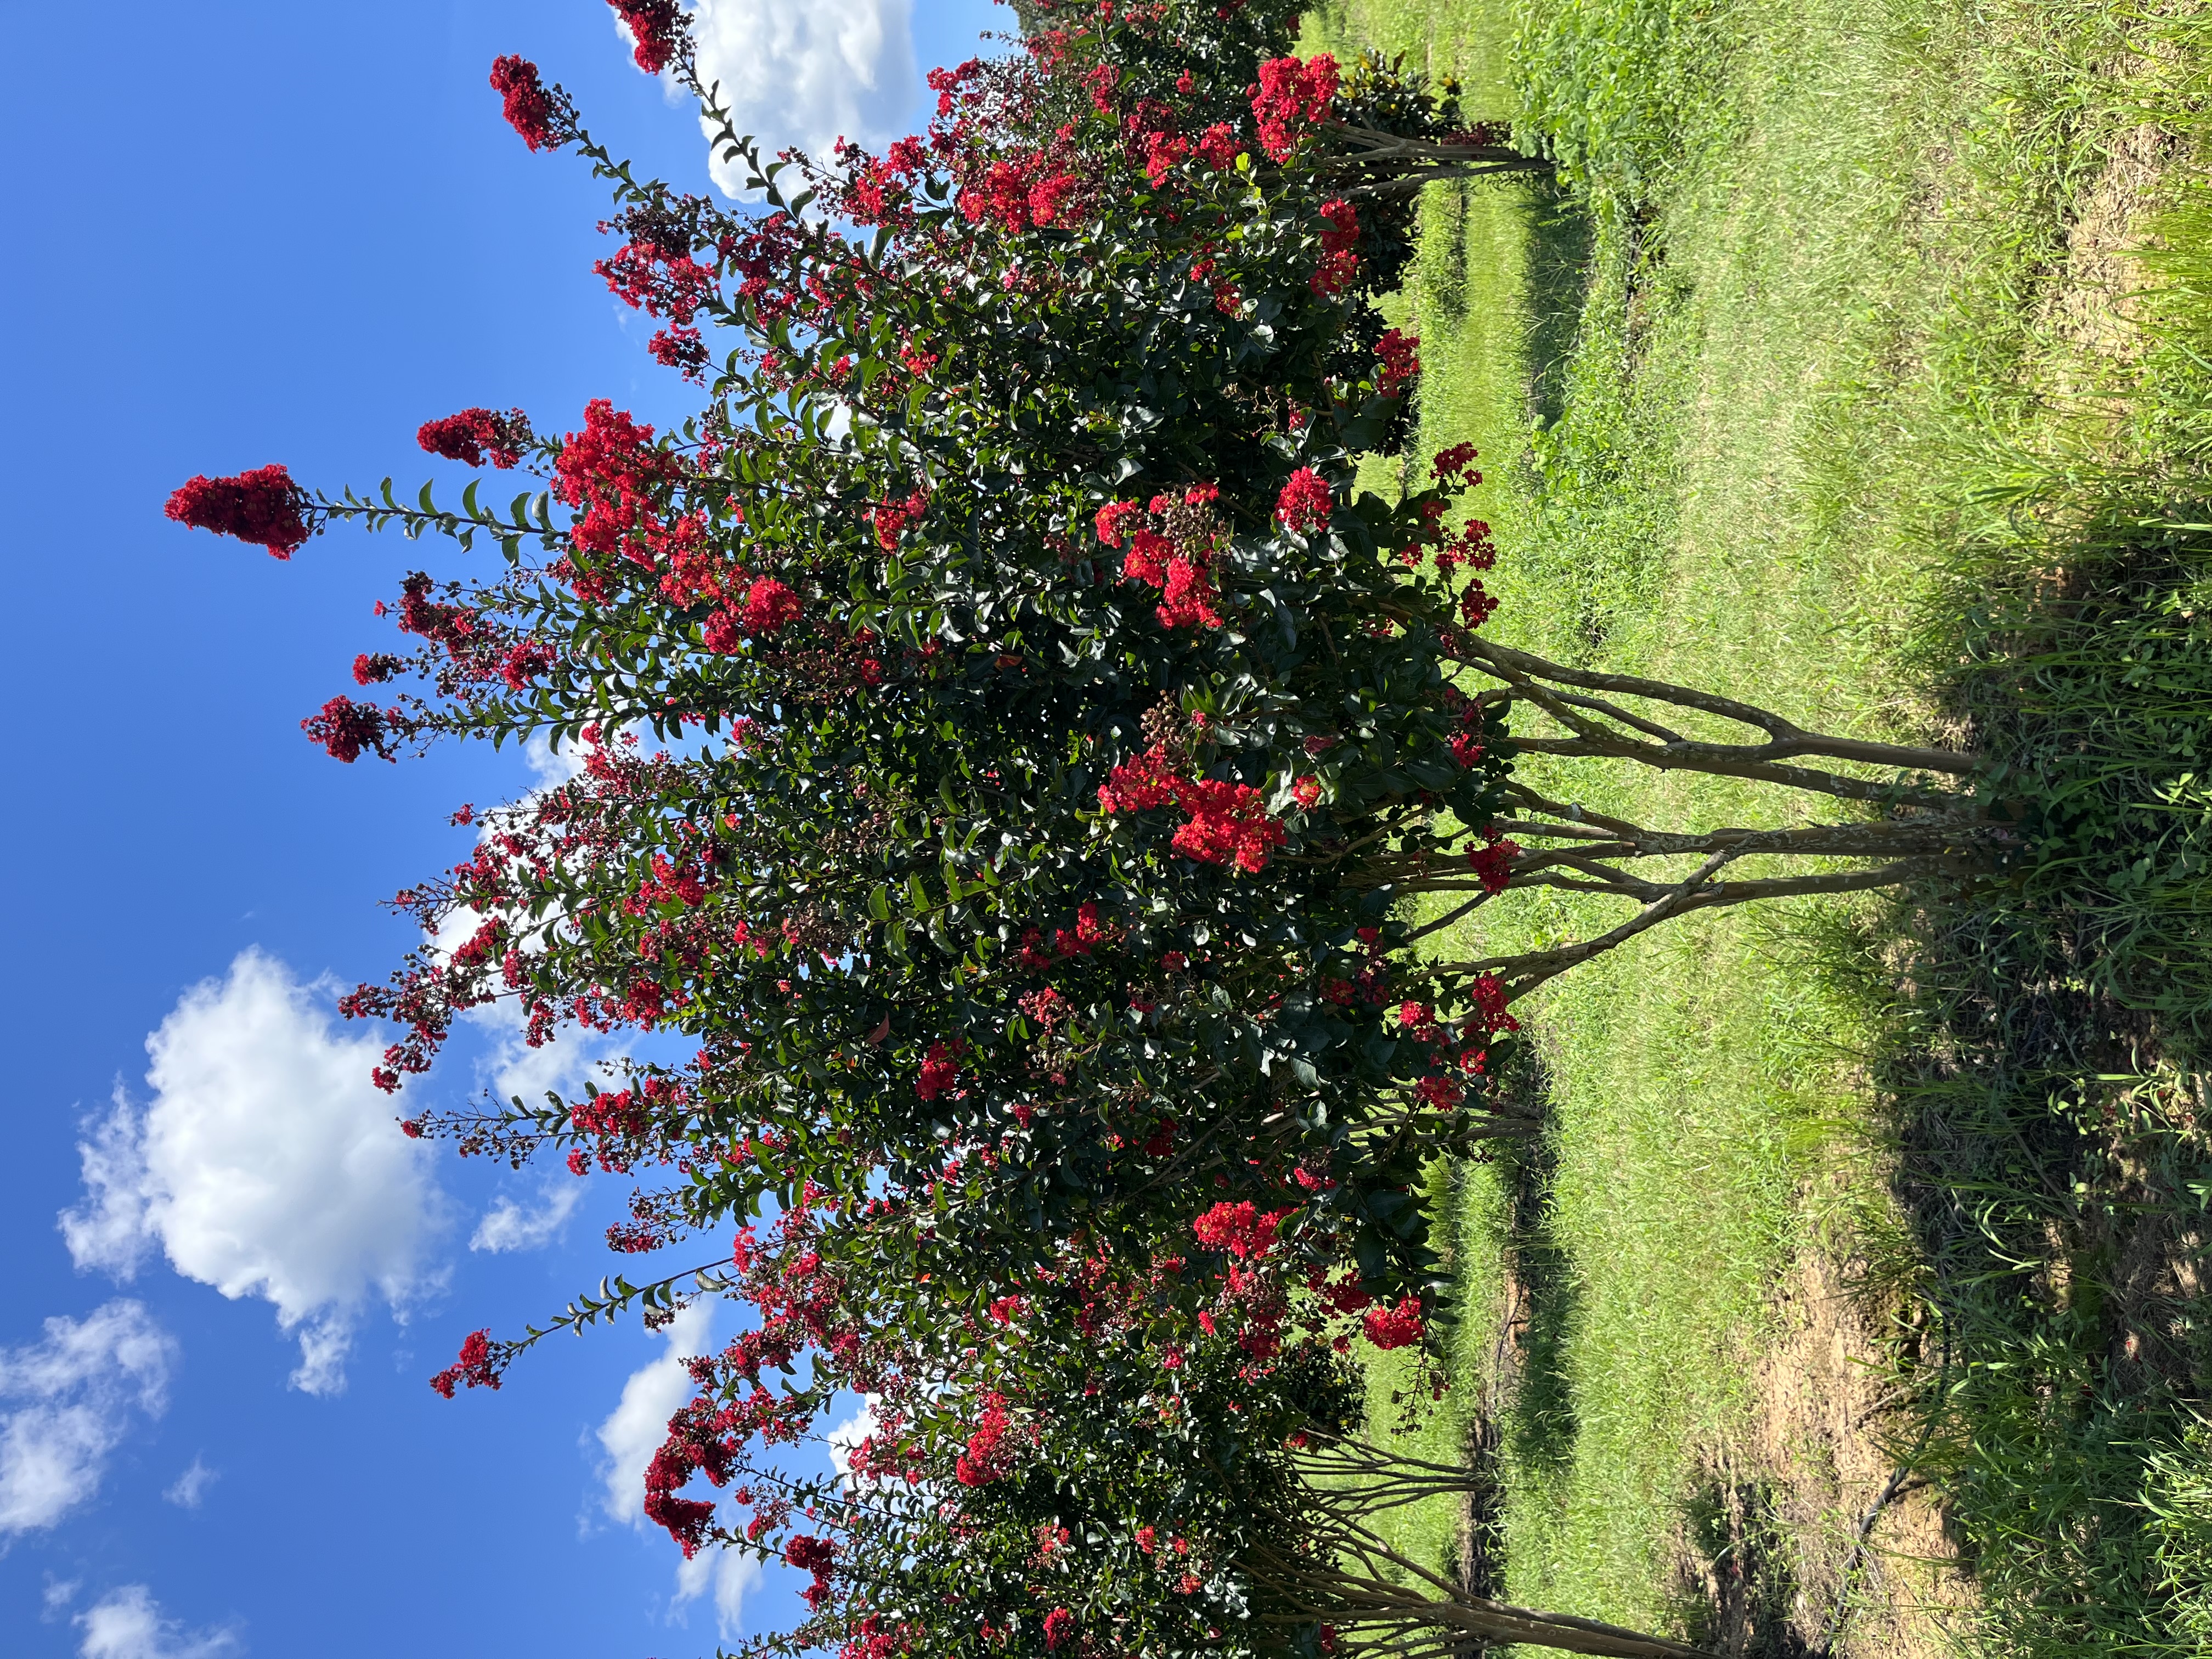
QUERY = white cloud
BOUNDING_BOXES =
[470,1180,584,1254]
[162,1457,216,1510]
[75,1586,238,1659]
[59,950,449,1395]
[0,1301,174,1537]
[523,730,588,789]
[826,1396,878,1485]
[593,1302,715,1529]
[675,1547,761,1639]
[688,0,917,193]
[44,1577,83,1616]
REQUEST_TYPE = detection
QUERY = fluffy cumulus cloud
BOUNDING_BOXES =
[685,0,916,193]
[59,950,448,1394]
[675,1547,761,1640]
[0,1301,174,1538]
[594,1301,715,1527]
[469,1180,584,1254]
[74,1585,238,1659]
[826,1396,878,1485]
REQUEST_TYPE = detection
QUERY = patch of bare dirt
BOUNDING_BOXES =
[2037,118,2188,368]
[1669,1249,1976,1659]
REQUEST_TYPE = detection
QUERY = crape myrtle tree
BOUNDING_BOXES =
[165,2,1984,1654]
[488,1167,1714,1659]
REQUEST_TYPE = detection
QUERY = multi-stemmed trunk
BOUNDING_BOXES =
[1323,121,1556,196]
[1362,636,2002,1001]
[1247,1442,1719,1658]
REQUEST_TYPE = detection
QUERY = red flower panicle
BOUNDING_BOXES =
[607,0,685,74]
[916,1041,959,1101]
[955,1392,1020,1486]
[488,56,570,151]
[1252,53,1338,160]
[1467,831,1520,895]
[738,578,802,637]
[1362,1296,1426,1351]
[1094,484,1225,629]
[786,1536,838,1610]
[1376,329,1420,397]
[417,407,530,469]
[1275,467,1334,536]
[1310,197,1362,296]
[165,464,312,558]
[301,696,399,764]
[428,1328,504,1397]
[650,326,709,377]
[1192,1200,1294,1259]
[1099,747,1287,873]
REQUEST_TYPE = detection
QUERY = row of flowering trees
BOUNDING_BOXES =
[168,2,1999,1655]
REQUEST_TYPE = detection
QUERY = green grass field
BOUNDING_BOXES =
[1305,0,2212,1650]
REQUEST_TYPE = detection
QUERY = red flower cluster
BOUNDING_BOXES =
[597,241,719,325]
[785,1535,837,1610]
[871,489,931,550]
[1375,329,1420,397]
[916,1041,959,1101]
[606,0,685,74]
[417,407,529,469]
[1311,197,1361,296]
[1198,121,1245,168]
[1362,1296,1426,1351]
[498,640,556,691]
[1098,747,1288,873]
[643,1421,724,1556]
[1096,483,1224,629]
[955,1392,1021,1486]
[1171,778,1287,870]
[1143,129,1190,184]
[1018,986,1070,1031]
[738,577,802,637]
[552,399,686,585]
[1191,1200,1294,1260]
[428,1329,503,1397]
[648,326,708,377]
[960,154,1082,232]
[1466,830,1520,895]
[302,695,398,764]
[488,56,569,151]
[1043,1609,1076,1651]
[1252,53,1338,160]
[165,464,312,558]
[1471,971,1519,1036]
[1275,467,1334,536]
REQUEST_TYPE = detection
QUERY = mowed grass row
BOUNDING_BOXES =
[1310,0,1902,1625]
[1307,0,2212,1649]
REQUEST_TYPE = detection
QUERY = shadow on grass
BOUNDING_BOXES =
[1807,522,2212,1654]
[1516,181,1598,435]
[1673,1480,1817,1659]
[1413,174,1593,435]
[1479,1043,1583,1484]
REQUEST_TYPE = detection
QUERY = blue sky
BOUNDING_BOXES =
[0,3,1000,1654]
